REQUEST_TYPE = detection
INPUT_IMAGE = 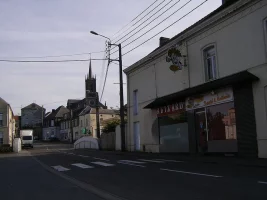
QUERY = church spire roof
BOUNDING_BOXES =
[88,59,92,79]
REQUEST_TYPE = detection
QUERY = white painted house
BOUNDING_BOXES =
[124,0,267,158]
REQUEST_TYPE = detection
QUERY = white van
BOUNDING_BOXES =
[20,130,34,148]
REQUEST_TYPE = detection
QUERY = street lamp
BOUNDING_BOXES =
[90,31,126,151]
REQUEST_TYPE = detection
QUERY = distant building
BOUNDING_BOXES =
[60,60,110,142]
[21,103,45,128]
[42,106,69,140]
[0,97,15,146]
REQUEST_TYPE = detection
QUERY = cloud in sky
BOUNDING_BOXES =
[0,0,222,114]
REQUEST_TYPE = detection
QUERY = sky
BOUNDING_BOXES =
[0,0,222,115]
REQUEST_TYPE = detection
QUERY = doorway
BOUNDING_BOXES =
[133,122,140,151]
[195,109,208,153]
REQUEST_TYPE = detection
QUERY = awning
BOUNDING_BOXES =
[144,71,258,109]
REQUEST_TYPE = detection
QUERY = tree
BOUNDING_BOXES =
[102,118,120,133]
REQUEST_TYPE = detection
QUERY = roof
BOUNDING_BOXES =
[79,106,91,116]
[0,97,9,105]
[90,108,118,115]
[22,103,43,110]
[45,106,69,120]
[144,71,258,109]
[67,99,81,104]
[124,0,242,74]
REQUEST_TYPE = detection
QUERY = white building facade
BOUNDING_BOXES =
[124,0,267,158]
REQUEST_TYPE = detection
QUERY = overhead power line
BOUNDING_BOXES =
[0,58,108,63]
[100,62,110,101]
[0,50,105,59]
[112,0,167,41]
[113,0,177,45]
[111,0,160,38]
[111,0,193,55]
[122,0,208,57]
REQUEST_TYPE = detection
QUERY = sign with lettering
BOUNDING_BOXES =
[185,87,234,110]
[166,42,187,73]
[157,102,185,116]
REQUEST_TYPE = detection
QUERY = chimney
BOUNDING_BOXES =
[159,37,170,47]
[52,109,56,113]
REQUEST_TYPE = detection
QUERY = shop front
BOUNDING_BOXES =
[145,71,259,156]
[157,102,189,153]
[186,87,237,153]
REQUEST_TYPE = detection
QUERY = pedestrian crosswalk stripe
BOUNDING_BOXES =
[118,161,146,168]
[154,159,184,163]
[52,165,70,172]
[91,161,114,167]
[138,159,164,163]
[118,160,146,164]
[71,163,94,169]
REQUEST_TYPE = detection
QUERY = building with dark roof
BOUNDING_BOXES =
[42,106,69,140]
[124,0,267,158]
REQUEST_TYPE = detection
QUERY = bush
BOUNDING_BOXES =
[0,145,13,153]
[102,118,120,133]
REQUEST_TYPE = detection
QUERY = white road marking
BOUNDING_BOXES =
[161,168,223,178]
[138,159,164,163]
[71,163,94,169]
[258,181,267,185]
[119,160,146,164]
[118,161,146,168]
[52,165,70,172]
[154,159,184,163]
[91,162,114,167]
[93,157,110,161]
[78,155,89,158]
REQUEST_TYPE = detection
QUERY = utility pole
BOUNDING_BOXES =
[96,92,101,139]
[70,109,73,143]
[118,44,126,151]
[90,31,126,151]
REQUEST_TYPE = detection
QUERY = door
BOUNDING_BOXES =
[133,122,140,151]
[195,109,208,153]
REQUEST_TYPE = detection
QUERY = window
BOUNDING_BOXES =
[0,113,3,126]
[206,102,236,140]
[66,121,68,129]
[81,120,83,127]
[100,118,103,122]
[86,118,88,126]
[133,90,138,115]
[51,120,54,127]
[0,132,3,144]
[203,45,217,81]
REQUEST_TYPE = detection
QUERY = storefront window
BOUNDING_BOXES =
[206,102,236,140]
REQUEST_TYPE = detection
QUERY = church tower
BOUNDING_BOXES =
[85,59,96,98]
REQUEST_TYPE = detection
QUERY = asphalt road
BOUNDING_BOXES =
[25,142,267,200]
[0,143,104,200]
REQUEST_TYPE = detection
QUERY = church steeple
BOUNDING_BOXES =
[88,59,92,79]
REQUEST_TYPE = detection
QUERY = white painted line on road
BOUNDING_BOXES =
[118,161,146,168]
[160,168,223,178]
[78,155,89,158]
[71,163,94,169]
[138,159,164,163]
[92,157,110,161]
[52,165,70,172]
[154,159,184,163]
[91,162,115,167]
[258,181,267,185]
[119,160,146,164]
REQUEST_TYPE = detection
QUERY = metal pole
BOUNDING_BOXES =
[96,92,101,139]
[118,44,126,151]
[70,109,73,143]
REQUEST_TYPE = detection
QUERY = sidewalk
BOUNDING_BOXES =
[89,149,267,168]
